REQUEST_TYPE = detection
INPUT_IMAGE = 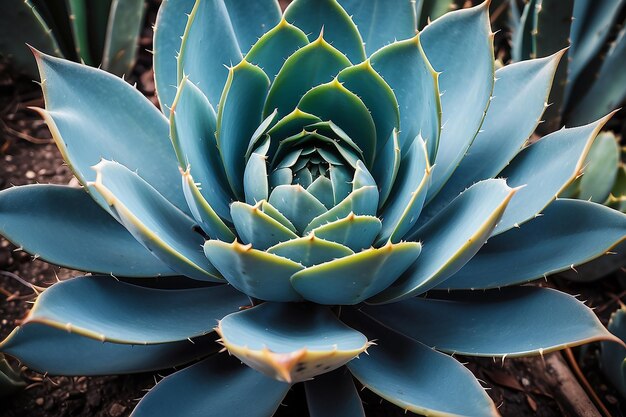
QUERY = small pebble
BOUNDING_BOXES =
[35,398,44,406]
[25,170,36,179]
[109,403,127,417]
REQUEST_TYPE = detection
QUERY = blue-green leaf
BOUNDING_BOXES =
[217,60,270,199]
[362,286,620,357]
[440,199,626,289]
[305,186,379,233]
[493,114,611,235]
[579,132,621,203]
[153,0,196,117]
[244,153,269,205]
[284,0,365,63]
[429,52,563,214]
[377,136,430,245]
[90,160,221,282]
[369,36,440,157]
[345,310,498,417]
[337,61,400,157]
[204,240,304,302]
[217,303,369,382]
[269,185,328,233]
[421,4,494,198]
[34,52,188,214]
[601,307,626,398]
[170,77,232,222]
[305,368,365,417]
[310,214,382,252]
[0,324,217,376]
[338,0,416,55]
[372,179,516,304]
[246,18,310,79]
[230,201,298,250]
[291,242,421,305]
[0,185,174,277]
[267,235,353,267]
[177,0,278,105]
[264,36,351,119]
[307,176,335,209]
[131,354,290,417]
[22,276,247,344]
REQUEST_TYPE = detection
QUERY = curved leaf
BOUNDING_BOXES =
[230,201,298,250]
[601,307,626,398]
[131,354,290,417]
[421,3,495,198]
[305,186,378,233]
[0,185,174,277]
[33,52,188,214]
[23,276,247,344]
[364,286,620,357]
[267,235,354,267]
[291,242,421,305]
[204,240,304,302]
[0,324,217,376]
[369,35,440,157]
[264,35,351,119]
[90,161,221,282]
[338,0,416,55]
[170,77,233,222]
[493,114,612,235]
[269,185,328,233]
[345,310,499,417]
[305,368,365,417]
[373,179,516,304]
[217,303,369,382]
[310,213,382,252]
[217,60,270,199]
[153,0,196,116]
[441,199,626,289]
[284,0,365,63]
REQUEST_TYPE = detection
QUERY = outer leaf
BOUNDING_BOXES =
[373,179,516,304]
[33,52,188,214]
[440,199,626,289]
[171,77,233,222]
[217,303,369,382]
[284,0,366,63]
[345,310,499,417]
[90,161,221,282]
[601,307,626,398]
[101,0,145,76]
[369,35,440,157]
[0,354,24,396]
[222,0,281,53]
[305,368,365,417]
[338,0,416,55]
[131,354,290,417]
[263,36,351,119]
[291,242,421,305]
[579,132,621,203]
[22,276,247,344]
[0,185,173,277]
[493,114,611,235]
[427,52,562,219]
[363,286,620,357]
[421,3,495,199]
[0,324,218,376]
[153,0,196,116]
[217,60,270,198]
[204,240,304,302]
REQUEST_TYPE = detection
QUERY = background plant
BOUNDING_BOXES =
[0,0,146,77]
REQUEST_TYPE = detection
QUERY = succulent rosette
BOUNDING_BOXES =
[1,1,625,416]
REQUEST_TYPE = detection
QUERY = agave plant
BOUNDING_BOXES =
[0,0,145,77]
[1,0,626,416]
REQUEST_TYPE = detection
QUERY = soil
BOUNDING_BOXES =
[1,1,626,417]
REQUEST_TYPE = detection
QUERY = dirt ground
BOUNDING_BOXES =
[1,1,625,416]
